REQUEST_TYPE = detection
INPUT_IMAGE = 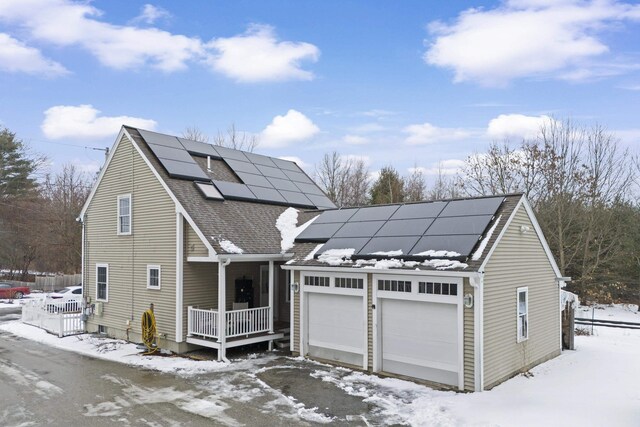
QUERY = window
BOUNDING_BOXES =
[96,264,108,301]
[517,287,528,342]
[117,194,131,235]
[418,281,458,296]
[305,276,330,287]
[147,265,161,289]
[335,277,364,289]
[378,279,411,292]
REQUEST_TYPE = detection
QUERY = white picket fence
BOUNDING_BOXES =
[21,300,84,337]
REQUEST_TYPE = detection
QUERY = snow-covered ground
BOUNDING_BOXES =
[0,292,45,309]
[1,303,638,426]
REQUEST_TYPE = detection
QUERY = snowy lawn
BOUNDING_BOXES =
[1,304,638,426]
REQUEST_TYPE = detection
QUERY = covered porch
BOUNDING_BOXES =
[184,256,291,361]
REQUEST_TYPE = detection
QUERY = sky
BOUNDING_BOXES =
[0,0,639,183]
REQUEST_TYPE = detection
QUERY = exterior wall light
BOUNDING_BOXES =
[290,282,300,293]
[464,293,474,308]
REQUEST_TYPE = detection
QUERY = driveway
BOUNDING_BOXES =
[0,311,408,426]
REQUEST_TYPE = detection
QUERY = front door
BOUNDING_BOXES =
[259,265,278,320]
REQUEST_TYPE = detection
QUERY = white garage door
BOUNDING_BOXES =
[381,299,458,386]
[307,292,364,367]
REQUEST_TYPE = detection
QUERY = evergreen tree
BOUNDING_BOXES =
[370,166,404,204]
[0,128,38,199]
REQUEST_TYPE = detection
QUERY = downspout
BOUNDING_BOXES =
[217,257,231,362]
[175,212,184,343]
[470,272,484,391]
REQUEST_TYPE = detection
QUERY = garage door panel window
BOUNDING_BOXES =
[335,277,364,289]
[305,276,330,287]
[517,287,528,342]
[418,281,457,296]
[378,279,411,292]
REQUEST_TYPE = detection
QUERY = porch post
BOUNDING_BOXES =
[268,261,274,334]
[218,258,230,362]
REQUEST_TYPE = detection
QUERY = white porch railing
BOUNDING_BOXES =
[187,306,271,339]
[21,300,84,338]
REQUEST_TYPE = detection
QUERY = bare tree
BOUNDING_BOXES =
[315,152,370,207]
[427,163,461,201]
[183,123,258,152]
[404,167,426,202]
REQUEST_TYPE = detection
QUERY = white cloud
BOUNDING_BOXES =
[132,4,171,25]
[403,121,470,145]
[0,1,318,81]
[260,110,320,148]
[410,159,466,176]
[278,156,308,170]
[0,33,67,76]
[358,109,398,118]
[343,134,369,145]
[424,0,640,86]
[349,123,387,133]
[207,24,320,82]
[487,113,554,140]
[42,104,157,139]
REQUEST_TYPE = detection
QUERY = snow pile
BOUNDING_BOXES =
[368,250,403,257]
[351,257,468,270]
[413,250,460,258]
[276,207,318,253]
[561,290,579,309]
[355,259,405,269]
[0,321,230,376]
[471,214,501,261]
[218,239,244,254]
[317,248,355,266]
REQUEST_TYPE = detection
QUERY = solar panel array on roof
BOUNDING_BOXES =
[136,128,336,209]
[295,197,504,258]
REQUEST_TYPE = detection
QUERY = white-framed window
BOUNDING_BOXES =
[147,265,161,289]
[96,264,108,301]
[377,279,411,293]
[335,277,364,289]
[517,287,528,342]
[117,194,132,235]
[305,275,330,287]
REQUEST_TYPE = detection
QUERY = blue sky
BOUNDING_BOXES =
[0,0,639,182]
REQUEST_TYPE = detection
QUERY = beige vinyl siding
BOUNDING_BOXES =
[85,134,177,342]
[182,248,217,339]
[463,278,475,391]
[186,222,208,257]
[292,270,301,354]
[482,205,561,389]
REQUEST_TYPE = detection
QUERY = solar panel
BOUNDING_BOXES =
[425,215,494,236]
[160,159,210,181]
[283,169,313,184]
[215,145,250,161]
[256,164,288,179]
[390,202,447,220]
[296,222,344,242]
[313,208,359,224]
[317,237,371,255]
[349,205,400,222]
[267,177,301,192]
[294,182,325,195]
[439,197,503,217]
[225,158,262,175]
[375,218,434,237]
[305,194,337,209]
[236,172,274,188]
[178,138,220,158]
[212,180,257,200]
[409,235,480,256]
[148,143,195,163]
[272,157,301,171]
[244,152,277,167]
[279,190,314,207]
[138,129,183,149]
[360,236,421,256]
[246,186,286,204]
[333,221,385,238]
[195,182,224,200]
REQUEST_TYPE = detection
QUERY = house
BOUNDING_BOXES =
[80,126,566,392]
[282,193,568,392]
[79,126,332,360]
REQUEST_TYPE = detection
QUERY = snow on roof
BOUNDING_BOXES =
[218,239,244,254]
[561,290,579,310]
[471,215,501,261]
[368,250,403,257]
[413,250,461,258]
[317,248,356,266]
[304,243,325,261]
[276,207,318,254]
[315,249,469,271]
